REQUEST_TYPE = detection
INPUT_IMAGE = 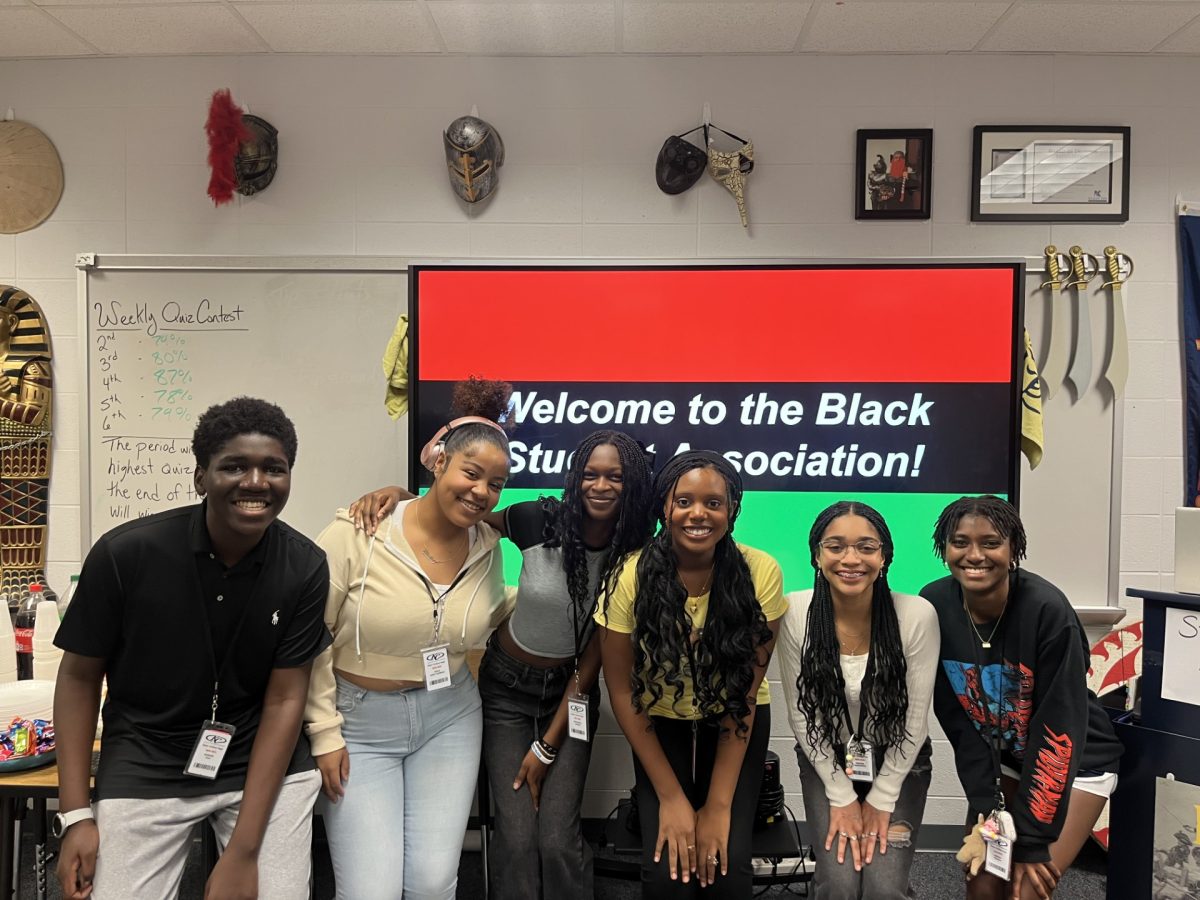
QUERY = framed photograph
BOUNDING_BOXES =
[972,125,1130,222]
[855,129,933,220]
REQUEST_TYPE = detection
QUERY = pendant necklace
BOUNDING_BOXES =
[837,627,868,656]
[964,598,1007,649]
[417,498,465,565]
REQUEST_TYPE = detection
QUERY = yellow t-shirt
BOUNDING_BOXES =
[595,543,786,719]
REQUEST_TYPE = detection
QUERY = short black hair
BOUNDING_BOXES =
[192,397,298,468]
[931,494,1027,563]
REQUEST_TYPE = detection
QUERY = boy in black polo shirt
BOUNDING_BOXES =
[52,397,331,899]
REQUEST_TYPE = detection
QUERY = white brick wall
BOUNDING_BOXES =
[0,51,1188,825]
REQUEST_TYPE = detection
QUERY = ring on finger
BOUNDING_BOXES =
[686,845,695,850]
[866,831,878,837]
[849,834,860,841]
[839,831,849,838]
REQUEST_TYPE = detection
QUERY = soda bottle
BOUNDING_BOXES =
[58,575,79,619]
[14,584,42,680]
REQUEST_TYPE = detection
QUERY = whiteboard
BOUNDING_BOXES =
[79,256,409,549]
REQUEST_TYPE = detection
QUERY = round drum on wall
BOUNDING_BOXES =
[0,121,64,234]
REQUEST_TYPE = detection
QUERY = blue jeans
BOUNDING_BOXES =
[796,739,933,900]
[319,666,483,900]
[478,636,600,900]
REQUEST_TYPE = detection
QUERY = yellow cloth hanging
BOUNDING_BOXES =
[1021,328,1044,469]
[381,314,409,420]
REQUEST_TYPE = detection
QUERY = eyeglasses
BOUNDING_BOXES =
[818,539,882,557]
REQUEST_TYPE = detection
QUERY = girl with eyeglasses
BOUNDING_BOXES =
[778,501,940,900]
[921,495,1121,900]
[596,450,785,899]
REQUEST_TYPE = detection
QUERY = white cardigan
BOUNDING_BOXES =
[777,589,940,813]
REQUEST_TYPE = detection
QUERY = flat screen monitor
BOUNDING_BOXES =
[410,262,1024,593]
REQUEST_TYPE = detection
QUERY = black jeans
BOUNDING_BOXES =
[477,635,600,900]
[631,706,771,899]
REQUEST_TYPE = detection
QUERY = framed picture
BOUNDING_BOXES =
[855,129,933,220]
[971,125,1130,223]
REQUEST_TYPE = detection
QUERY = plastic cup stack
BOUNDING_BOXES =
[31,601,62,682]
[0,610,16,684]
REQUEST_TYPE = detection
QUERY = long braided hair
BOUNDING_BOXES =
[537,430,656,620]
[931,494,1027,565]
[630,451,772,737]
[797,501,910,760]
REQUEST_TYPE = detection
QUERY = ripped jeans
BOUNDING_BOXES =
[796,739,932,900]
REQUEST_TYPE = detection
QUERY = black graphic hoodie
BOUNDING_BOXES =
[921,570,1123,863]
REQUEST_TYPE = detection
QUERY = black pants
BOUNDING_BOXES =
[631,705,771,899]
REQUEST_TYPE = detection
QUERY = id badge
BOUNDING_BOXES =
[846,740,875,783]
[984,835,1013,880]
[421,643,452,691]
[982,809,1015,880]
[185,720,236,779]
[567,695,590,742]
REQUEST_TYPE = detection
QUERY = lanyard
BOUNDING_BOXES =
[961,584,1007,811]
[419,565,472,645]
[836,658,872,747]
[192,551,266,723]
[568,549,605,696]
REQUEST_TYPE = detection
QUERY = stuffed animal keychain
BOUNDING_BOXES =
[957,814,987,877]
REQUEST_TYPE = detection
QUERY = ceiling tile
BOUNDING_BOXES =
[1156,10,1200,50]
[234,3,440,53]
[45,4,263,54]
[429,2,615,53]
[802,1,1009,52]
[0,8,96,56]
[623,2,810,53]
[234,2,436,52]
[979,2,1200,52]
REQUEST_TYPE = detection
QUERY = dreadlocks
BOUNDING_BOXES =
[796,501,911,761]
[630,451,772,738]
[538,430,656,625]
[931,494,1027,564]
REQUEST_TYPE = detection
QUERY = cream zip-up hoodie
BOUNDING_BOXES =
[304,500,510,756]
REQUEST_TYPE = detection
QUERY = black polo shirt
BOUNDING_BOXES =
[55,503,332,800]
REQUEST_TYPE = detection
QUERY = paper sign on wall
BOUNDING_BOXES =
[1162,608,1200,706]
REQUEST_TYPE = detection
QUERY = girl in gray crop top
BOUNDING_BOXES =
[349,429,656,900]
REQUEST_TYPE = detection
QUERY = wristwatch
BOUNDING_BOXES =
[51,807,94,838]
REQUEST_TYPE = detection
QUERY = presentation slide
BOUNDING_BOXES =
[411,264,1022,594]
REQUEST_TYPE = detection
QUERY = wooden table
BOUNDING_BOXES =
[0,752,65,900]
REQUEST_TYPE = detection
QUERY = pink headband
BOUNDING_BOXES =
[419,416,508,472]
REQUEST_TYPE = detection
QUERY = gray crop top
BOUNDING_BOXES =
[504,500,607,659]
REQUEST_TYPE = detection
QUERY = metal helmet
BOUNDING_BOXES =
[443,115,504,204]
[234,115,278,197]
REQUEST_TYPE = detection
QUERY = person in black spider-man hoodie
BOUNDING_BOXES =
[921,495,1122,900]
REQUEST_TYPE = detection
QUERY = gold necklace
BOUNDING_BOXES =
[964,599,1007,649]
[417,498,466,566]
[679,564,715,598]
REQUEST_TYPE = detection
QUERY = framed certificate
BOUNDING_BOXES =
[971,125,1130,223]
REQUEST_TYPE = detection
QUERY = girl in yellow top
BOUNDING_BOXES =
[595,450,786,899]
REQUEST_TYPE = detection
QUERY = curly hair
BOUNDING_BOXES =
[442,376,513,461]
[796,501,910,762]
[192,396,297,467]
[538,431,656,645]
[931,494,1027,564]
[630,451,771,737]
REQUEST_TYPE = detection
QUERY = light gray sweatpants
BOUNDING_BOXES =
[91,768,321,900]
